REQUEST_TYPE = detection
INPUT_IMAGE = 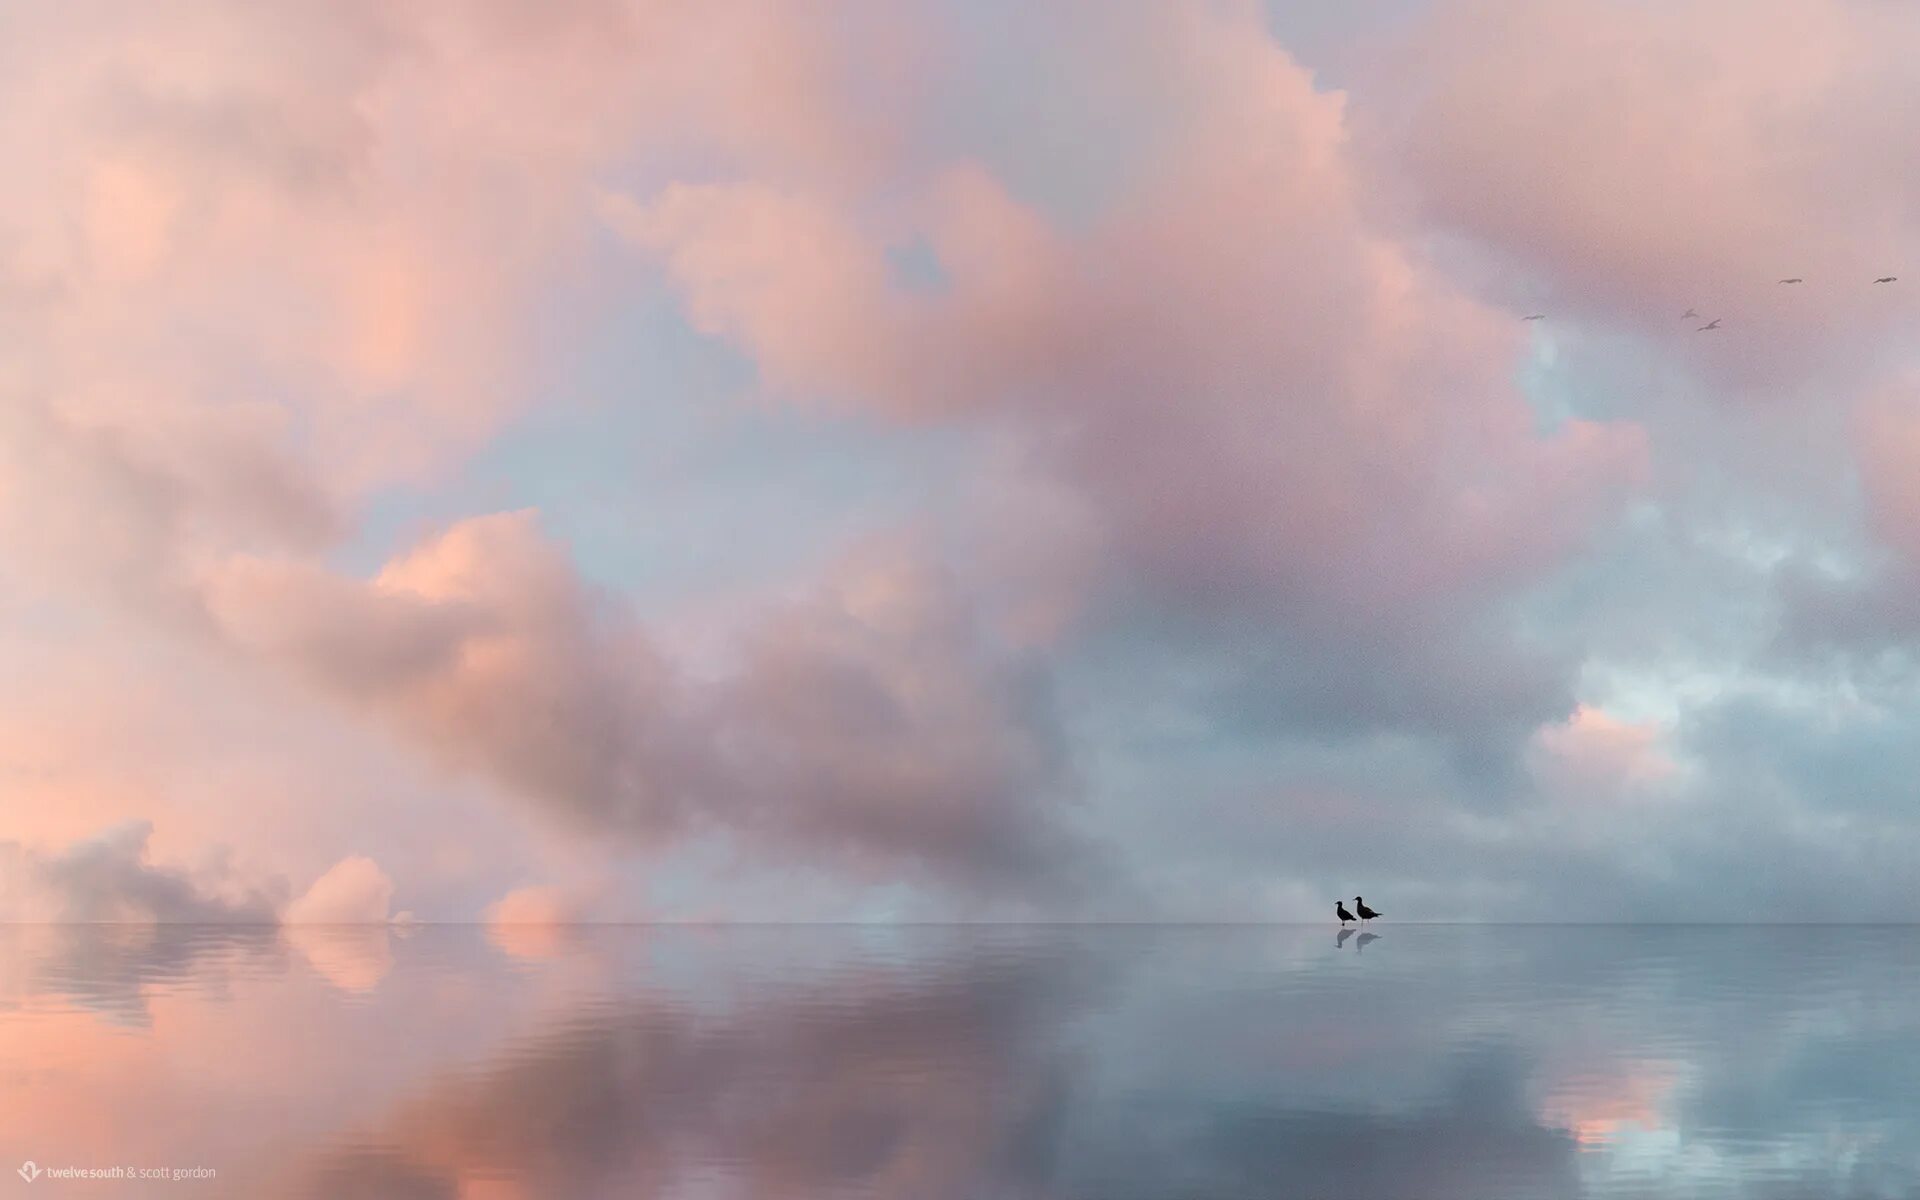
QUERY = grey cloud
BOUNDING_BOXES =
[203,515,1084,892]
[0,820,284,924]
[1197,620,1576,786]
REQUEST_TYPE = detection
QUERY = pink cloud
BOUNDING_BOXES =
[284,855,397,925]
[7,0,1798,918]
[612,1,1646,694]
[0,0,913,604]
[483,884,579,928]
[201,513,1077,887]
[2,2,1063,907]
[1854,380,1920,566]
[1374,0,1920,387]
[598,162,1068,420]
[1529,705,1679,805]
[483,885,589,959]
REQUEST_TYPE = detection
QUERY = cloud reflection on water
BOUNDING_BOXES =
[0,925,1917,1198]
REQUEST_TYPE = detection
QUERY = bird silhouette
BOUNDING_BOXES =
[1522,313,1546,321]
[1356,932,1380,954]
[1354,896,1381,924]
[1876,276,1899,284]
[1336,927,1355,948]
[1778,278,1803,284]
[1336,900,1356,925]
[1680,308,1699,319]
[1697,318,1722,331]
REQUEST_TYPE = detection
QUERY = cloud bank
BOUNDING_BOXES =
[5,0,1920,919]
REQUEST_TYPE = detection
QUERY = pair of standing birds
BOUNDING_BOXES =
[1336,897,1380,925]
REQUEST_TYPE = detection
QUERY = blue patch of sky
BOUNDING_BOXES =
[1259,0,1434,90]
[886,236,951,294]
[340,274,984,618]
[1515,334,1575,436]
[917,1,1175,231]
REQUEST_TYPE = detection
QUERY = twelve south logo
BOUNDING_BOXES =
[18,1161,41,1182]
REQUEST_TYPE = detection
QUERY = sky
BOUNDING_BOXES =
[4,0,1920,923]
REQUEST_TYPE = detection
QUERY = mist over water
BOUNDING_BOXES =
[2,924,1917,1198]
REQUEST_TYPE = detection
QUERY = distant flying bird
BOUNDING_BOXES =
[1876,276,1899,283]
[1522,313,1546,321]
[1778,277,1803,284]
[1697,318,1722,331]
[1336,900,1356,926]
[1680,308,1699,319]
[1354,896,1382,924]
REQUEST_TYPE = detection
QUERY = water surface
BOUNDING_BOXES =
[2,924,1917,1197]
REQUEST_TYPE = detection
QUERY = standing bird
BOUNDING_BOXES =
[1876,276,1899,284]
[1336,900,1356,926]
[1778,278,1803,284]
[1697,318,1722,331]
[1681,308,1699,319]
[1522,313,1546,321]
[1354,896,1381,924]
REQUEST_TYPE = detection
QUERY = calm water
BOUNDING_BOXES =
[2,924,1918,1198]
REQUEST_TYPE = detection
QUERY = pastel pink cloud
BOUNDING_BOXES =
[201,513,1074,886]
[613,1,1647,645]
[484,885,579,928]
[1376,0,1920,385]
[0,0,909,605]
[26,0,1897,920]
[1854,380,1920,568]
[1529,705,1679,805]
[284,855,397,925]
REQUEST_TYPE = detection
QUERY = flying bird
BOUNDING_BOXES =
[1876,276,1899,283]
[1354,896,1382,924]
[1522,313,1546,321]
[1680,308,1699,319]
[1778,278,1803,284]
[1336,900,1356,926]
[1697,318,1722,331]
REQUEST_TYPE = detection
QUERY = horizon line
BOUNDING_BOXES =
[7,920,1920,929]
